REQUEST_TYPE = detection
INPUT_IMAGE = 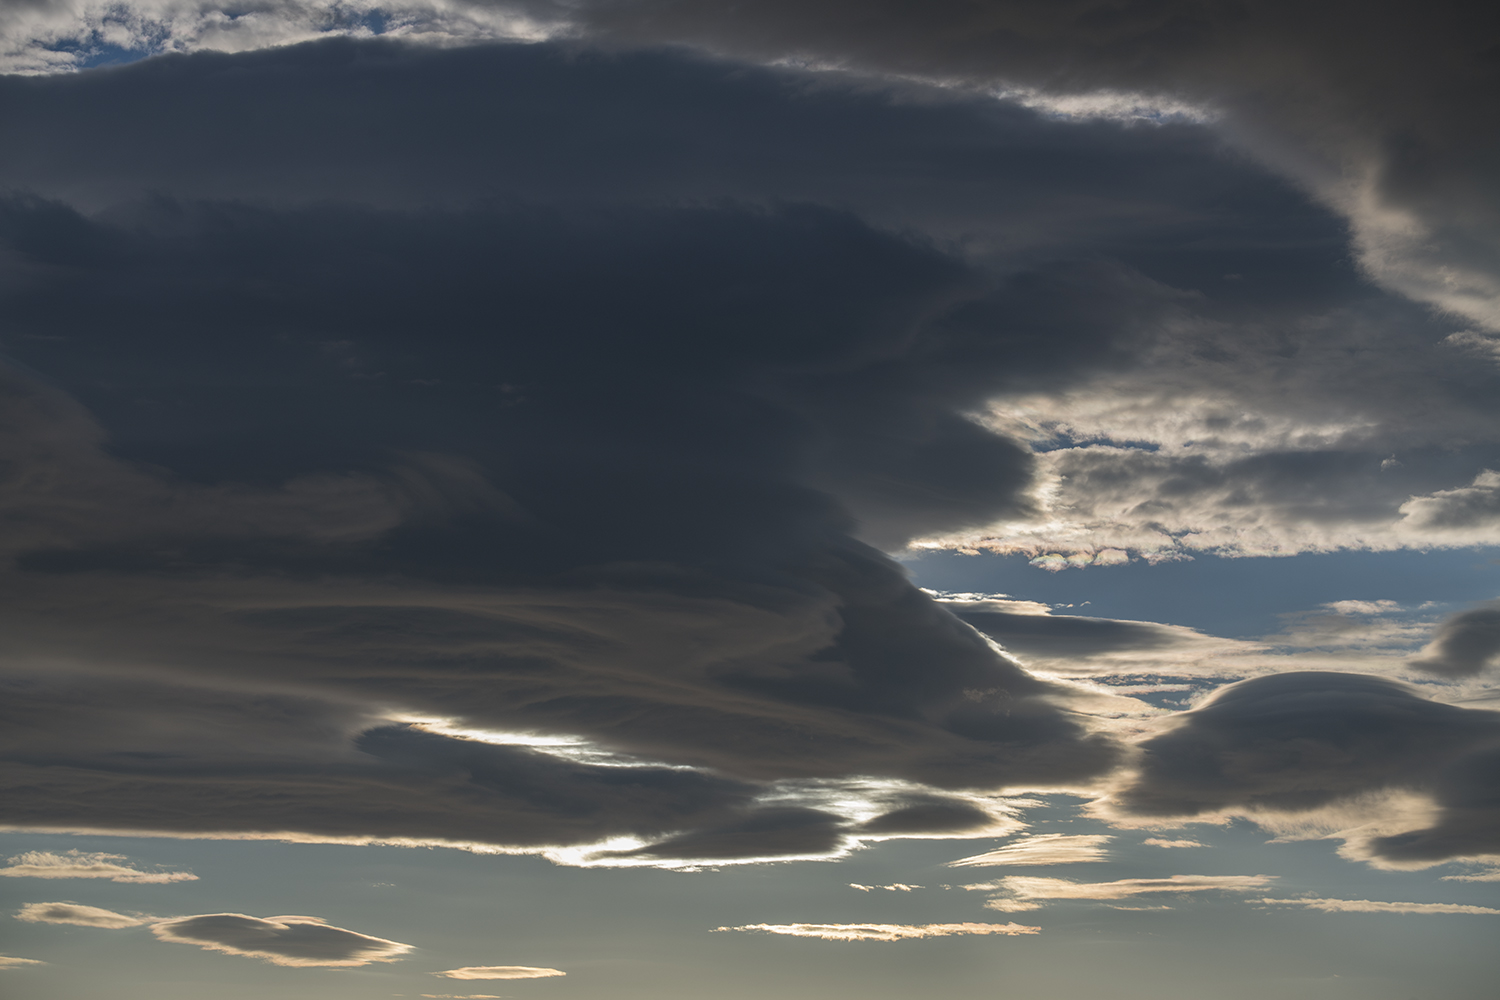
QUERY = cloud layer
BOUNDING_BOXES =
[0,11,1497,871]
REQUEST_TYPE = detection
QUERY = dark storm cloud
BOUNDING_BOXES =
[0,45,1157,856]
[151,912,413,966]
[0,27,1493,866]
[1410,603,1500,678]
[559,0,1500,328]
[1114,672,1500,864]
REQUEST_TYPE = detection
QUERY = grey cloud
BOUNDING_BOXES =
[1410,603,1500,677]
[1114,671,1500,865]
[14,902,144,928]
[151,913,413,967]
[0,29,1494,869]
[556,1,1500,329]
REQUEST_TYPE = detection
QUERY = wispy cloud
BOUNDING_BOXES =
[1142,838,1205,849]
[0,956,47,969]
[849,883,922,892]
[1256,897,1500,915]
[152,913,412,967]
[14,902,145,928]
[965,874,1276,911]
[1442,869,1500,882]
[434,967,566,980]
[0,851,196,884]
[714,922,1039,941]
[948,834,1112,867]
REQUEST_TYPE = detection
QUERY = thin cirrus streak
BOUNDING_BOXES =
[947,834,1112,867]
[713,922,1040,942]
[0,850,197,884]
[434,967,567,980]
[966,875,1278,911]
[1255,898,1500,916]
[0,956,47,969]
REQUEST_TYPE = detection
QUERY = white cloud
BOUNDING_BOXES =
[0,850,197,884]
[152,913,412,967]
[14,902,145,928]
[1141,838,1205,849]
[965,874,1276,911]
[422,995,505,998]
[849,883,922,892]
[948,834,1112,867]
[0,1,559,75]
[0,955,47,969]
[1256,897,1500,916]
[434,966,566,980]
[713,922,1039,941]
[1442,868,1500,883]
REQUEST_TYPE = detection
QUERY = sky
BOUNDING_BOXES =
[0,3,1498,999]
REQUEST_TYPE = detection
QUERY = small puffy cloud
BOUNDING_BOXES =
[0,850,196,884]
[0,956,47,969]
[151,913,412,967]
[15,902,145,928]
[434,967,566,980]
[714,922,1039,941]
[1256,897,1500,915]
[1142,838,1205,849]
[1409,603,1500,677]
[849,883,922,892]
[965,875,1275,911]
[948,834,1112,868]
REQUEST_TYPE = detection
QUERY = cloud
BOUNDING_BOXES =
[713,922,1039,941]
[151,913,413,967]
[1409,603,1500,677]
[1256,897,1500,916]
[1141,839,1205,849]
[0,850,196,883]
[434,967,566,980]
[1442,868,1500,883]
[14,902,145,928]
[948,834,1112,868]
[0,955,47,969]
[0,20,1496,872]
[1108,671,1500,866]
[965,875,1276,911]
[849,883,921,892]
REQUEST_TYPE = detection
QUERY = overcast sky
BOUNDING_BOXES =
[1,4,1497,999]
